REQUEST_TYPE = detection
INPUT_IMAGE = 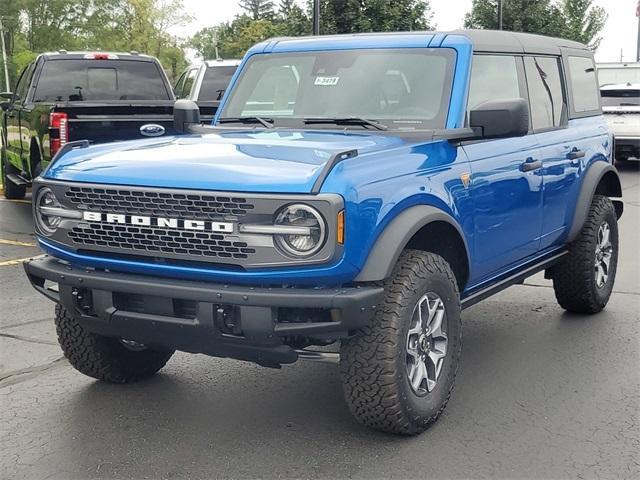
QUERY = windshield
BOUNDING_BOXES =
[598,67,640,86]
[600,88,640,107]
[218,48,456,130]
[33,59,171,102]
[199,65,237,101]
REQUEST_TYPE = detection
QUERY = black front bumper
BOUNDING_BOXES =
[24,255,384,366]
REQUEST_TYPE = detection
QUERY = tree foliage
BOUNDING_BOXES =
[0,0,191,89]
[464,0,607,49]
[238,0,276,20]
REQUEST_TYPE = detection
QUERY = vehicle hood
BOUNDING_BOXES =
[44,130,408,193]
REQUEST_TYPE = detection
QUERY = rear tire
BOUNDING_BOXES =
[2,151,26,200]
[551,195,618,314]
[55,304,174,383]
[340,250,462,435]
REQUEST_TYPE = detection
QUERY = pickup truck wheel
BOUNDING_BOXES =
[54,304,174,383]
[339,250,462,435]
[552,195,618,314]
[2,153,26,200]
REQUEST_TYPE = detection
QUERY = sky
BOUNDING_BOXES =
[172,0,639,63]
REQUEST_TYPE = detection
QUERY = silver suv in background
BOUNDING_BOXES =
[598,62,640,162]
[174,59,241,123]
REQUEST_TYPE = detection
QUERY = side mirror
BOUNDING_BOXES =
[0,102,11,111]
[173,99,200,134]
[0,91,13,100]
[469,98,529,139]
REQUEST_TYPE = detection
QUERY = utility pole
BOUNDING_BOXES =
[0,18,10,92]
[313,0,320,35]
[636,11,639,61]
[498,0,503,30]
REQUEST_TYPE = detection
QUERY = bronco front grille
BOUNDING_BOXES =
[65,186,255,220]
[68,222,256,260]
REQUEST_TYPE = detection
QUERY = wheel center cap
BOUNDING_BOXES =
[418,334,430,352]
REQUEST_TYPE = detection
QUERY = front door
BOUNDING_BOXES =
[463,54,543,281]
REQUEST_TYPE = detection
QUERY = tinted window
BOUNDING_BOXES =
[173,70,188,98]
[199,65,236,101]
[220,48,456,130]
[14,64,33,101]
[600,88,639,107]
[524,56,565,130]
[467,55,523,117]
[568,56,600,113]
[182,68,197,99]
[33,59,171,102]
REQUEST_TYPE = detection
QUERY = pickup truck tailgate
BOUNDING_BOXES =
[58,102,177,144]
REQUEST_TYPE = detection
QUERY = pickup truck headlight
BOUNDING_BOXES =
[273,204,326,257]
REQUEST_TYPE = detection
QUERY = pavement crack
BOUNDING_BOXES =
[522,282,640,296]
[0,357,68,388]
[0,332,57,346]
[2,317,52,330]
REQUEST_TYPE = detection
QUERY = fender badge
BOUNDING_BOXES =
[460,172,471,189]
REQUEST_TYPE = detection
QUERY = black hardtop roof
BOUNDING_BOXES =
[269,29,590,56]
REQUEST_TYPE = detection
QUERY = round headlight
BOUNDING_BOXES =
[274,204,326,257]
[35,187,62,235]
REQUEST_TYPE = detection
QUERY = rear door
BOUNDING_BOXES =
[463,54,543,281]
[522,55,579,249]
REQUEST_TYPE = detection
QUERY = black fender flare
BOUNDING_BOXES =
[355,205,470,282]
[567,162,623,243]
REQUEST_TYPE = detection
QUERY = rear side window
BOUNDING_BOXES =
[524,56,565,130]
[199,65,237,101]
[568,56,600,113]
[467,55,523,115]
[33,59,171,102]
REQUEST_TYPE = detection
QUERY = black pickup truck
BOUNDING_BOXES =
[0,51,176,199]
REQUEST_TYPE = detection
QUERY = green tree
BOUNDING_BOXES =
[239,0,275,20]
[190,27,221,60]
[464,0,564,37]
[314,0,433,35]
[558,0,607,49]
[217,17,284,58]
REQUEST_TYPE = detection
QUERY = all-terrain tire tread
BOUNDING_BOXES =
[340,250,461,435]
[55,304,173,383]
[552,195,617,314]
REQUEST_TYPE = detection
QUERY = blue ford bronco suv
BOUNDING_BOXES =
[24,30,623,435]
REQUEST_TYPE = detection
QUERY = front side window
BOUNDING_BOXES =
[33,60,171,102]
[467,55,523,115]
[524,56,565,130]
[219,48,456,130]
[14,64,33,102]
[568,56,600,113]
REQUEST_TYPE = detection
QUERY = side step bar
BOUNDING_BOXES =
[461,251,567,310]
[6,173,30,186]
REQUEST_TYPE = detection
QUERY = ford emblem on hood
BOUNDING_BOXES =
[140,124,166,137]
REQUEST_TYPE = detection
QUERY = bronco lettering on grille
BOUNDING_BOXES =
[82,211,234,233]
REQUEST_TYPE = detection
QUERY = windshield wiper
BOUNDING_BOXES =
[218,116,274,128]
[304,117,388,131]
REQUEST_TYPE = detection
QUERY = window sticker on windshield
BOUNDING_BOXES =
[314,76,340,86]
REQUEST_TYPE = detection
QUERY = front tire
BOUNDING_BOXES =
[55,305,174,383]
[551,195,619,313]
[340,250,462,435]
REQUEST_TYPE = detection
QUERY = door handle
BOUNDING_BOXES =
[520,157,542,172]
[566,149,585,160]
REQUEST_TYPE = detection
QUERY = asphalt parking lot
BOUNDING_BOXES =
[1,164,639,480]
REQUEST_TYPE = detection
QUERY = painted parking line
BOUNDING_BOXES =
[0,198,31,204]
[0,238,36,247]
[0,256,34,267]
